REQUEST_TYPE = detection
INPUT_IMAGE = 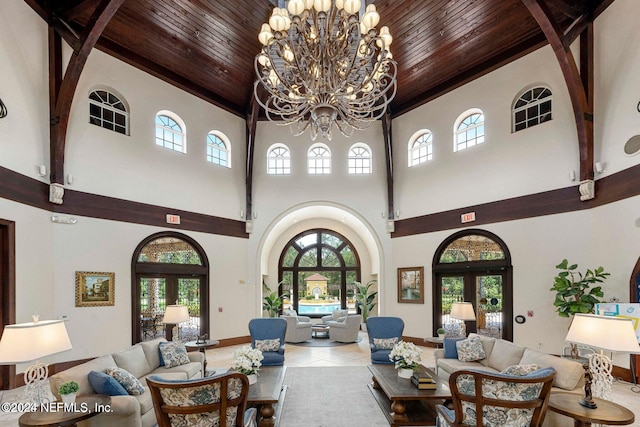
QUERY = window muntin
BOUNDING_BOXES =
[89,90,128,135]
[438,234,505,263]
[348,143,372,174]
[308,144,331,174]
[155,112,186,153]
[513,87,552,132]
[454,111,485,152]
[137,237,203,265]
[267,144,291,175]
[408,130,433,166]
[206,131,230,167]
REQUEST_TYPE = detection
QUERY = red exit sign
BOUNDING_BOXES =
[166,214,181,224]
[461,212,476,223]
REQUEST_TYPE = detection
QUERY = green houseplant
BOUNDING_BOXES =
[262,282,288,318]
[58,380,79,403]
[354,280,378,330]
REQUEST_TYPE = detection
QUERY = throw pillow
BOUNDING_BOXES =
[456,336,487,362]
[255,338,280,352]
[373,337,398,350]
[332,310,346,321]
[501,364,540,376]
[443,337,465,359]
[159,341,191,368]
[105,367,145,396]
[88,370,128,396]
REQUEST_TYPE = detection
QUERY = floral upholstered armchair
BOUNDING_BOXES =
[146,372,257,427]
[435,368,555,427]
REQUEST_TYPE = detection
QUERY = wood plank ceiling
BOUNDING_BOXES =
[27,0,611,119]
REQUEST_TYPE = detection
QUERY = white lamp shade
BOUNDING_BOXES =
[163,305,190,324]
[0,320,72,363]
[566,313,640,353]
[451,302,476,321]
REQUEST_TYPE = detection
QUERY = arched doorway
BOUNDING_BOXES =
[432,229,513,341]
[278,229,361,318]
[131,232,209,344]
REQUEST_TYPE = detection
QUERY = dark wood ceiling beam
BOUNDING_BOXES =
[522,0,594,186]
[382,110,394,223]
[245,91,260,226]
[561,13,589,48]
[49,0,126,188]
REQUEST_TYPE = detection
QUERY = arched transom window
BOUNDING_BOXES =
[512,87,552,132]
[348,143,372,174]
[267,143,291,175]
[408,130,433,166]
[155,111,186,153]
[89,89,129,135]
[206,131,231,167]
[454,110,484,152]
[308,143,331,174]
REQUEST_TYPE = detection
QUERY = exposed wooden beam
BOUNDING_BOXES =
[382,110,394,222]
[245,90,260,226]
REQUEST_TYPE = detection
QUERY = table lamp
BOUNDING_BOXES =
[163,304,190,341]
[450,302,476,336]
[0,318,72,406]
[565,313,640,408]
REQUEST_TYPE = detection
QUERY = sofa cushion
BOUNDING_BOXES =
[373,337,398,350]
[112,345,152,379]
[456,336,487,362]
[140,337,167,369]
[486,338,526,371]
[255,338,280,352]
[444,337,465,359]
[158,342,191,368]
[106,367,145,396]
[501,364,540,376]
[88,370,128,396]
[437,358,500,377]
[520,348,584,390]
[50,354,117,399]
[468,333,496,367]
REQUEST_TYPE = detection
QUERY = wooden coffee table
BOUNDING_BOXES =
[18,395,111,427]
[247,366,287,427]
[548,391,635,427]
[368,364,450,426]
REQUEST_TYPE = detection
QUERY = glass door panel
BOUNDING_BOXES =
[441,275,464,329]
[140,278,166,341]
[178,278,201,340]
[475,274,503,338]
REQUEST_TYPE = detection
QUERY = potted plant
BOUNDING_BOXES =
[58,380,79,404]
[550,259,609,358]
[231,346,264,384]
[389,341,422,378]
[436,327,446,339]
[262,282,289,318]
[353,280,378,331]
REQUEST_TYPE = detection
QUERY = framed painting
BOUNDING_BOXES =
[398,267,424,303]
[75,271,115,307]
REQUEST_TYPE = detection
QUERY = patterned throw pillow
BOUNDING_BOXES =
[373,337,398,350]
[159,342,191,368]
[501,364,540,376]
[456,336,487,362]
[255,338,280,352]
[105,367,145,396]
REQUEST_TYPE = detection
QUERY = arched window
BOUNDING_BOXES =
[454,109,484,152]
[131,232,209,344]
[308,143,331,174]
[348,143,372,174]
[206,131,231,167]
[512,86,552,132]
[89,89,129,135]
[432,229,513,341]
[278,229,361,318]
[267,143,291,175]
[155,111,186,153]
[408,130,433,166]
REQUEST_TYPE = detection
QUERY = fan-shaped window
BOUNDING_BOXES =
[348,143,372,174]
[454,109,484,152]
[439,234,506,263]
[408,130,433,166]
[278,229,361,317]
[89,89,129,135]
[267,143,291,175]
[155,111,186,153]
[513,87,552,132]
[206,131,231,167]
[308,143,331,174]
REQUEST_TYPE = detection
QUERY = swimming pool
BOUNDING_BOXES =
[297,302,341,314]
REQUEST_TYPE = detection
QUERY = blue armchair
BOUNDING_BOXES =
[248,318,286,366]
[366,317,404,364]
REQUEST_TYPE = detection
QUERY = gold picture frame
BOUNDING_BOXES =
[398,267,424,304]
[75,271,115,307]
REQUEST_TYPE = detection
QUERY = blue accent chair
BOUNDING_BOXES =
[366,316,404,364]
[248,318,286,366]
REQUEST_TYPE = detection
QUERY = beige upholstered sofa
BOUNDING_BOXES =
[49,338,204,427]
[434,333,585,426]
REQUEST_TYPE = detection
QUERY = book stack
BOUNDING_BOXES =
[411,371,437,389]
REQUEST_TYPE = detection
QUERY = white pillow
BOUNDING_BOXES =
[255,338,280,352]
[373,337,398,350]
[456,336,487,362]
[158,342,190,368]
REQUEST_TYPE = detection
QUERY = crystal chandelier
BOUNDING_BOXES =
[254,0,397,140]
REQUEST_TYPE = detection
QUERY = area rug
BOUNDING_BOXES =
[289,336,362,347]
[279,366,388,427]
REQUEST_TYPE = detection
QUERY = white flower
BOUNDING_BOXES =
[389,341,422,370]
[231,346,264,375]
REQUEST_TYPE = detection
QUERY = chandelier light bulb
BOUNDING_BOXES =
[258,23,273,45]
[288,0,305,16]
[342,0,361,15]
[361,4,380,30]
[377,26,393,49]
[313,0,332,13]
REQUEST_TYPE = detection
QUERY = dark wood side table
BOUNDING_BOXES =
[548,391,635,427]
[184,339,220,376]
[424,337,444,348]
[18,395,111,427]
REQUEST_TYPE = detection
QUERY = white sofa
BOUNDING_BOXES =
[433,333,585,426]
[49,338,204,427]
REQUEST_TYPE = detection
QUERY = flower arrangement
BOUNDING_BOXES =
[231,346,264,375]
[389,341,422,370]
